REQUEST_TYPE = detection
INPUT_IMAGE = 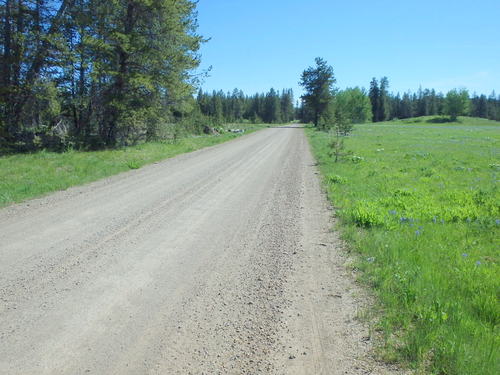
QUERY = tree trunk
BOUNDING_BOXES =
[11,0,74,129]
[105,1,135,146]
[2,0,12,88]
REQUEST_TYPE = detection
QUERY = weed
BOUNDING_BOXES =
[327,174,347,184]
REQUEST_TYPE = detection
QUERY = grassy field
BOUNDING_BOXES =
[306,116,499,375]
[0,124,268,207]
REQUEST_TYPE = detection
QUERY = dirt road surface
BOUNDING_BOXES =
[0,126,397,374]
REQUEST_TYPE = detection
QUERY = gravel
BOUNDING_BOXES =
[0,125,400,374]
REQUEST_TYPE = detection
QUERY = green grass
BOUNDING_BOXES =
[0,123,268,207]
[306,116,499,375]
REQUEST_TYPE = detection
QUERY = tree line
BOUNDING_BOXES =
[298,59,500,128]
[368,77,500,122]
[0,0,204,152]
[2,3,498,156]
[196,88,295,125]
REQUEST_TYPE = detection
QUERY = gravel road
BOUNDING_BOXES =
[0,126,398,374]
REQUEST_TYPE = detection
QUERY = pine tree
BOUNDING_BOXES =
[263,88,281,123]
[280,89,294,122]
[400,92,413,118]
[369,78,379,122]
[299,57,336,127]
[1,0,205,150]
[379,77,390,121]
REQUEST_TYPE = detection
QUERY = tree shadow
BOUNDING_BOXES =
[268,125,305,128]
[426,117,455,124]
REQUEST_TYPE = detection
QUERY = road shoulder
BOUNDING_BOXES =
[275,131,403,374]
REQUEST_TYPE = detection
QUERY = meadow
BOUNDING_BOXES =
[306,116,499,375]
[0,124,267,207]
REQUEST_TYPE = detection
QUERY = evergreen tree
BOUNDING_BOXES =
[263,88,281,123]
[369,78,379,122]
[299,57,336,127]
[379,77,390,121]
[471,94,488,118]
[429,89,438,115]
[280,89,294,122]
[0,0,205,150]
[487,91,498,120]
[400,92,413,118]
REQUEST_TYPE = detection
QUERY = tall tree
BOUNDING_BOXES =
[369,78,379,122]
[379,76,390,121]
[263,88,281,123]
[0,0,205,151]
[299,57,336,127]
[280,88,294,122]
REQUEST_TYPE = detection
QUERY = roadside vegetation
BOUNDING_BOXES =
[0,1,294,155]
[306,116,499,375]
[0,123,267,207]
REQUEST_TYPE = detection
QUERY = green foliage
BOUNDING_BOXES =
[365,80,500,123]
[306,116,500,375]
[445,88,470,121]
[334,87,372,123]
[0,0,205,151]
[299,57,336,126]
[369,77,391,122]
[374,83,500,123]
[320,106,354,162]
[327,174,347,184]
[369,78,380,121]
[263,88,282,123]
[196,88,294,125]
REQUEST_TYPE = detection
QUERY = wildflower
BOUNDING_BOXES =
[389,210,397,215]
[476,260,481,266]
[462,253,468,257]
[496,219,500,226]
[432,216,437,223]
[415,230,421,236]
[466,217,471,223]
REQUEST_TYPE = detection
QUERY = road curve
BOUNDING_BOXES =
[0,126,396,374]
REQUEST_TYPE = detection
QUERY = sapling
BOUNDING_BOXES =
[326,109,353,162]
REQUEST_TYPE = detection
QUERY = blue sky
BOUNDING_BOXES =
[196,0,500,99]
